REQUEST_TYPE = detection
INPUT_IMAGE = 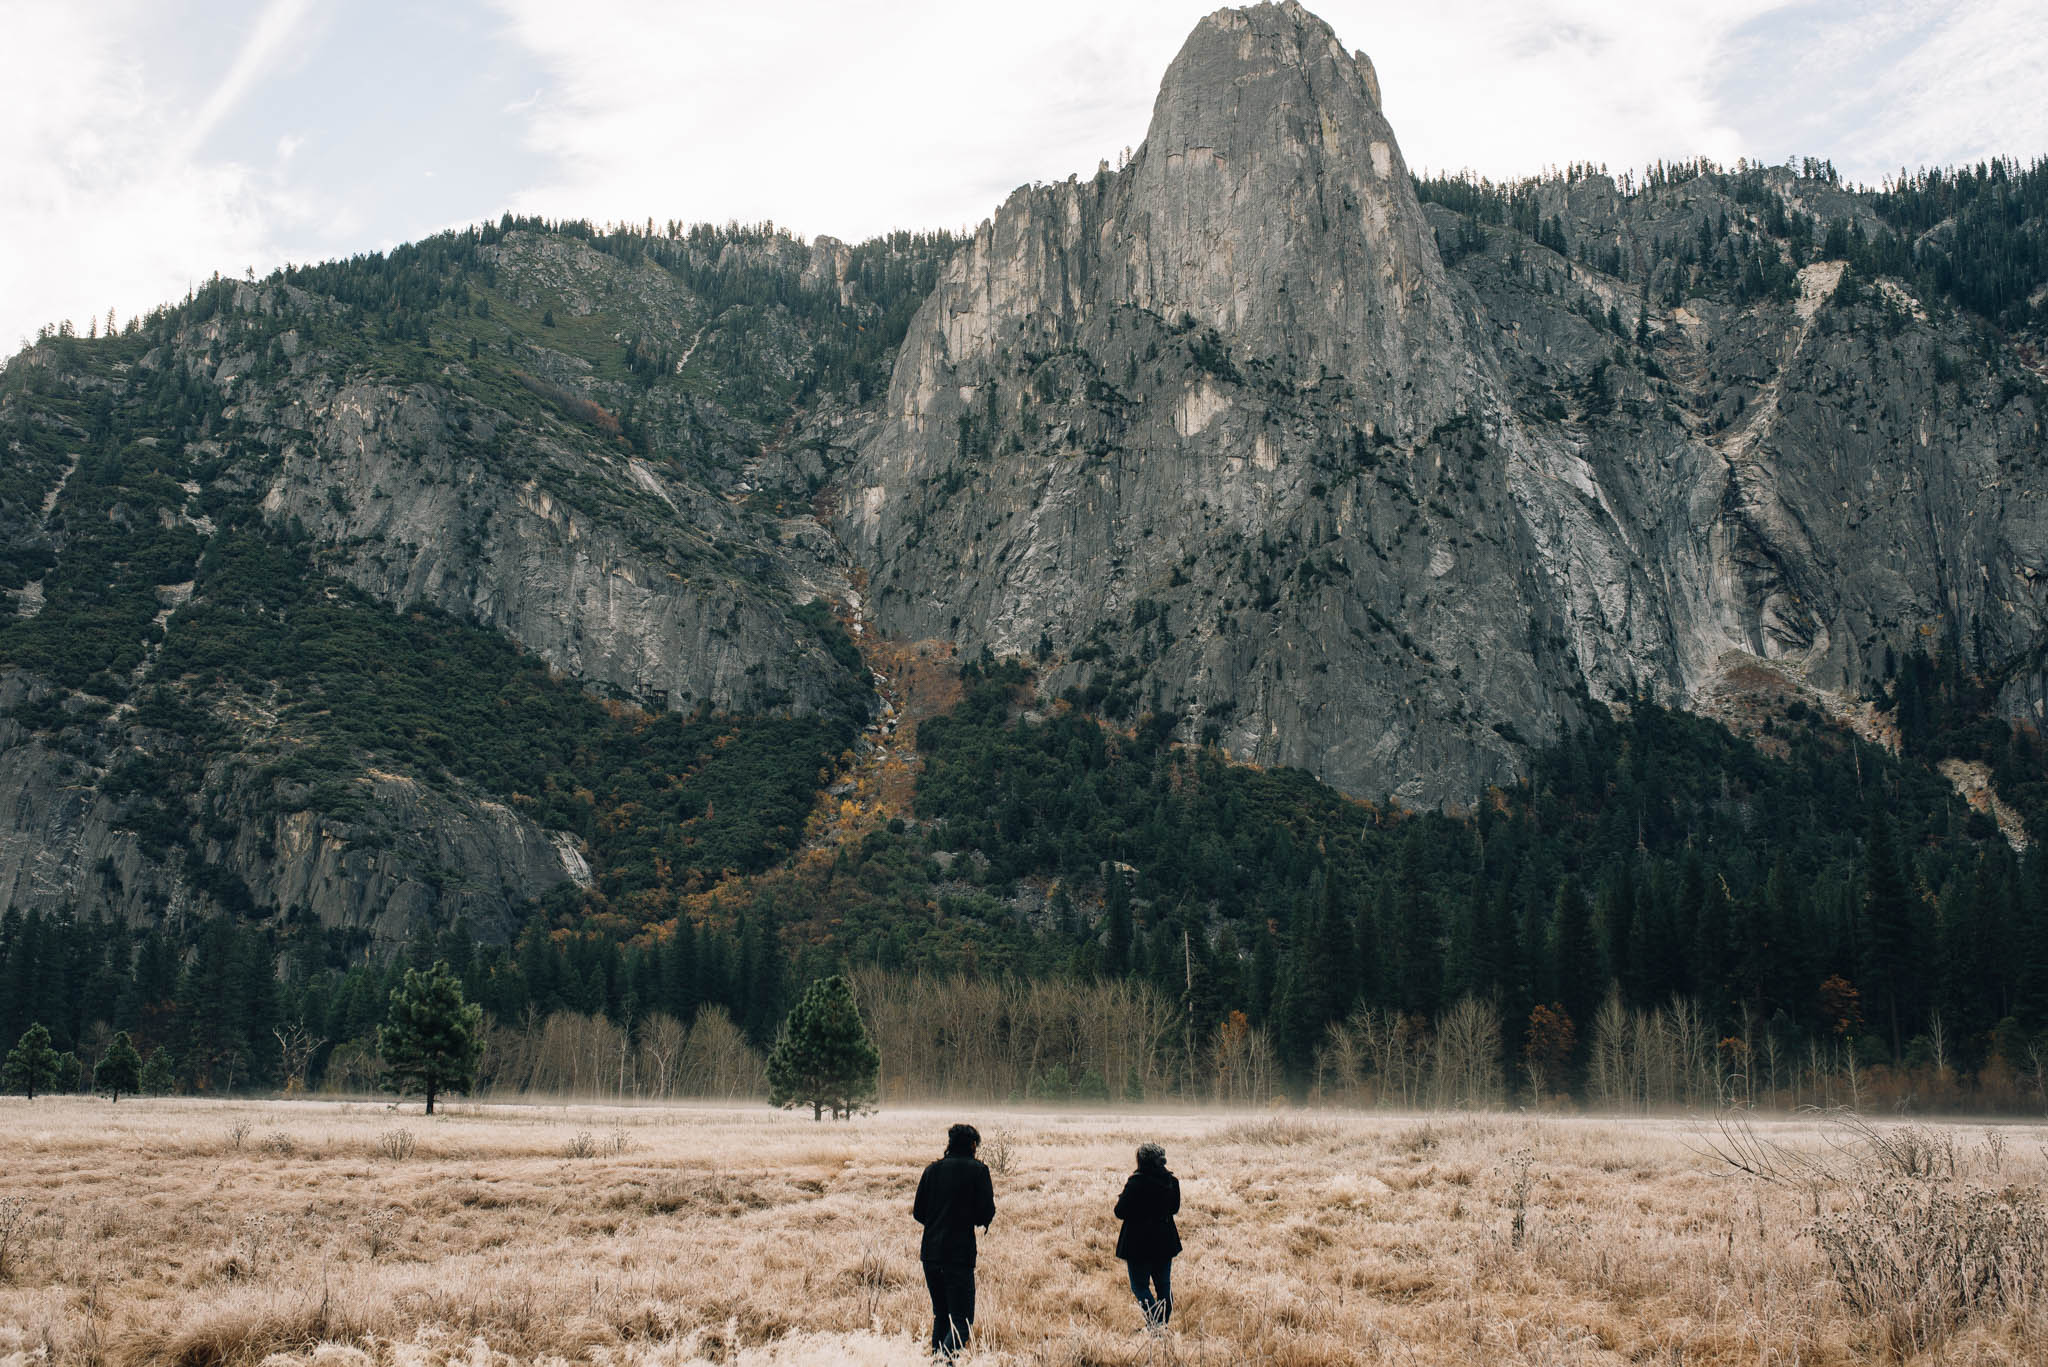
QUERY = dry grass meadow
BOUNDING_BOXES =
[1,1098,2044,1367]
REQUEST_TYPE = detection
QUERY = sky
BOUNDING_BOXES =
[3,0,2045,354]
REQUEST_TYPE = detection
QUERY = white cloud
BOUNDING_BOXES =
[489,0,1184,238]
[5,0,2041,355]
[1831,0,2048,181]
[180,0,315,158]
[488,0,1791,243]
[0,0,315,350]
[491,0,2048,245]
[1322,0,1785,177]
[1709,0,2048,186]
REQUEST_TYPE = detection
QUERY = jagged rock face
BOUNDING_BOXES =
[1445,187,2048,712]
[221,233,871,718]
[3,0,2046,937]
[257,376,849,718]
[1115,3,1464,403]
[844,3,1559,801]
[843,1,2048,804]
[0,675,576,941]
[0,222,928,936]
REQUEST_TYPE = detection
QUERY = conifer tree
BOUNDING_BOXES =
[1103,874,1133,977]
[95,1030,143,1101]
[1860,809,1922,1057]
[1692,873,1733,1007]
[3,1023,62,1100]
[1392,832,1442,1016]
[766,975,879,1121]
[139,1046,177,1096]
[377,961,484,1114]
[1549,876,1599,1031]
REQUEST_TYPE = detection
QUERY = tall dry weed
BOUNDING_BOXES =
[983,1127,1018,1177]
[1702,1108,2048,1360]
[0,1198,28,1282]
[1810,1177,2048,1359]
[1208,1115,1332,1147]
[373,1127,416,1162]
[1502,1147,1534,1250]
[111,1286,367,1367]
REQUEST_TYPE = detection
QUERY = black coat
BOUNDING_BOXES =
[1114,1166,1182,1262]
[913,1153,996,1265]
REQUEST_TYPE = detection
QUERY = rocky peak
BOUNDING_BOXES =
[1122,3,1461,408]
[844,3,2048,807]
[843,5,1522,805]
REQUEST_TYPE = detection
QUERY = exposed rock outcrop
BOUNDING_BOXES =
[842,1,2048,804]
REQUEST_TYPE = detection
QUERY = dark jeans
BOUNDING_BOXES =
[922,1260,976,1356]
[1126,1256,1173,1325]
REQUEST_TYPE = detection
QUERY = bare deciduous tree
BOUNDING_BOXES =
[273,1019,327,1095]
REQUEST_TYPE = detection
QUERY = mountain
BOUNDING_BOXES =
[1,0,2046,953]
[0,223,952,941]
[842,1,2048,806]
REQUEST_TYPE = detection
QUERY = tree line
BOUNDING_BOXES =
[1415,155,2048,333]
[8,655,2048,1111]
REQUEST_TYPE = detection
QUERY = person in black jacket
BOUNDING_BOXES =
[1114,1142,1181,1330]
[912,1122,995,1357]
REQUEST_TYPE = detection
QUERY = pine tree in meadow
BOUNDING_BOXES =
[766,975,879,1121]
[378,961,484,1115]
[95,1031,143,1101]
[139,1047,177,1096]
[3,1023,63,1100]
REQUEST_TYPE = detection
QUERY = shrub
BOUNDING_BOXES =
[1811,1178,2048,1358]
[374,1127,417,1162]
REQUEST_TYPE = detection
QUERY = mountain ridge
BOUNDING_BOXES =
[841,0,2048,804]
[0,2,2044,944]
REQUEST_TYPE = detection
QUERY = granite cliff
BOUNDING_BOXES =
[2,2,2045,939]
[841,1,2048,805]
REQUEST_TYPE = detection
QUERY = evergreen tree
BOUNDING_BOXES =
[662,918,700,1024]
[95,1030,143,1101]
[1444,884,1483,1003]
[1747,859,1799,1012]
[1548,876,1599,1030]
[739,906,788,1043]
[1486,881,1532,1045]
[1594,864,1636,999]
[377,961,484,1114]
[1392,832,1442,1015]
[3,1023,63,1100]
[1270,893,1321,1072]
[766,974,879,1121]
[1307,872,1355,1025]
[1860,809,1922,1057]
[1692,872,1733,1008]
[1355,884,1389,1005]
[2021,847,2048,1029]
[1942,855,2003,1044]
[139,1046,177,1096]
[1248,917,1279,1020]
[1103,873,1133,977]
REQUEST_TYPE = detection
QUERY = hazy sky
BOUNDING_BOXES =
[4,0,2045,352]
